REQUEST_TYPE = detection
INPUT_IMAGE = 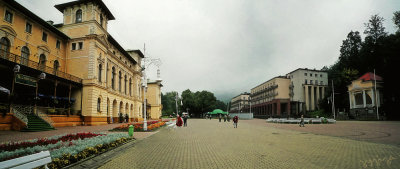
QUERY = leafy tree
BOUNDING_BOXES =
[364,14,387,44]
[393,11,400,32]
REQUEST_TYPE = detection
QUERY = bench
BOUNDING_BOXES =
[0,151,51,169]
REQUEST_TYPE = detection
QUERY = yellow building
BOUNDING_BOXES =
[250,76,291,118]
[146,80,163,119]
[0,0,148,130]
[348,72,383,120]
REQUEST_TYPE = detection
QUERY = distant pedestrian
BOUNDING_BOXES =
[227,114,231,122]
[183,114,188,127]
[224,115,227,122]
[233,115,238,128]
[176,115,183,127]
[219,115,222,122]
[299,115,305,127]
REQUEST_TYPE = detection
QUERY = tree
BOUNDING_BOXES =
[339,31,362,70]
[393,11,400,32]
[364,14,387,44]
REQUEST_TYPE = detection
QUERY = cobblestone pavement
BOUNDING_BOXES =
[245,119,400,146]
[100,119,400,169]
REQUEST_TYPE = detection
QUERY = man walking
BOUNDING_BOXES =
[299,115,305,127]
[183,114,188,127]
[233,115,238,128]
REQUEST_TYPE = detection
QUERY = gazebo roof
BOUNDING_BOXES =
[358,72,383,81]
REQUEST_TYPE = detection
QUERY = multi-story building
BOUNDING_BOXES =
[0,0,148,130]
[229,92,250,113]
[286,68,328,114]
[250,76,291,118]
[146,80,163,119]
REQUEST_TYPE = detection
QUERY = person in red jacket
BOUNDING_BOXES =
[233,115,238,128]
[176,115,183,127]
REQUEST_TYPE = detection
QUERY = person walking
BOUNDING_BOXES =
[227,114,231,122]
[218,114,222,122]
[233,115,238,128]
[183,114,188,127]
[299,115,305,127]
[176,115,183,127]
[224,115,227,122]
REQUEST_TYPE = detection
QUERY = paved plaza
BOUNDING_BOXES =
[99,119,400,169]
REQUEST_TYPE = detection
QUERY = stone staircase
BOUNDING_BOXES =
[21,114,54,132]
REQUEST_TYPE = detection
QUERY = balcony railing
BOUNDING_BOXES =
[0,50,82,83]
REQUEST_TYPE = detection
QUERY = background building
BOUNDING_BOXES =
[229,92,250,114]
[250,76,291,118]
[146,80,163,119]
[286,68,328,115]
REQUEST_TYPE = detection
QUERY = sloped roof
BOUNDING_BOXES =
[358,72,383,81]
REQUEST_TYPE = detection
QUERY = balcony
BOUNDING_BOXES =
[0,50,82,83]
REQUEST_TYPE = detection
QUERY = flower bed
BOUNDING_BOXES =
[110,121,166,132]
[0,132,132,169]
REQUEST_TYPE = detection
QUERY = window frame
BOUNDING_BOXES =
[25,22,32,34]
[76,9,82,23]
[56,40,61,49]
[4,10,13,23]
[42,32,48,42]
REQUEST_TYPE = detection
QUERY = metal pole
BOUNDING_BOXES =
[332,80,335,119]
[374,69,379,120]
[143,44,147,131]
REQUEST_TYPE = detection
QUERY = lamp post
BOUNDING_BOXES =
[9,65,20,113]
[34,73,46,115]
[141,45,162,131]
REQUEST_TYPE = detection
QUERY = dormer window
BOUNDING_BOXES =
[76,9,82,23]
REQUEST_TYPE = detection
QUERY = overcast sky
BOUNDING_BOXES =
[17,0,399,102]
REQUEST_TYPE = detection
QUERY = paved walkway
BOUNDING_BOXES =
[246,119,400,146]
[99,119,400,169]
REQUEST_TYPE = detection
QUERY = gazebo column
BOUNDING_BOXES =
[348,91,352,109]
[371,89,375,107]
[362,90,366,108]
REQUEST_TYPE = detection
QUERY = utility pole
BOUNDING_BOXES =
[175,92,179,117]
[374,69,379,120]
[332,80,335,119]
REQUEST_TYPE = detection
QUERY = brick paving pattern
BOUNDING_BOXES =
[100,119,400,169]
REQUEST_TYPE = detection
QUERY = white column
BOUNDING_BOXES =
[316,86,320,108]
[348,91,352,109]
[371,89,375,107]
[362,90,366,108]
[311,86,315,111]
[305,85,309,111]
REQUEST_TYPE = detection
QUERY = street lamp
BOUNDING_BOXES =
[141,46,162,131]
[34,72,46,114]
[9,65,20,113]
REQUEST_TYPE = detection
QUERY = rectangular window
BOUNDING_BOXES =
[310,74,312,77]
[78,42,83,49]
[304,73,307,76]
[42,32,48,42]
[320,81,324,85]
[25,22,32,33]
[72,43,76,50]
[310,80,313,84]
[320,74,323,77]
[315,80,318,85]
[315,74,317,77]
[56,40,61,49]
[5,10,13,23]
[305,79,307,84]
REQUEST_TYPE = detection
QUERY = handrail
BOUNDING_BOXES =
[0,49,82,83]
[36,110,54,127]
[12,106,29,125]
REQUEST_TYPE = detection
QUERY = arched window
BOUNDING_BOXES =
[0,37,10,58]
[129,78,132,96]
[21,46,30,65]
[53,60,59,75]
[39,54,46,71]
[111,67,115,89]
[76,9,82,23]
[97,97,101,112]
[98,64,102,82]
[119,71,122,92]
[100,15,103,27]
[124,75,127,94]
